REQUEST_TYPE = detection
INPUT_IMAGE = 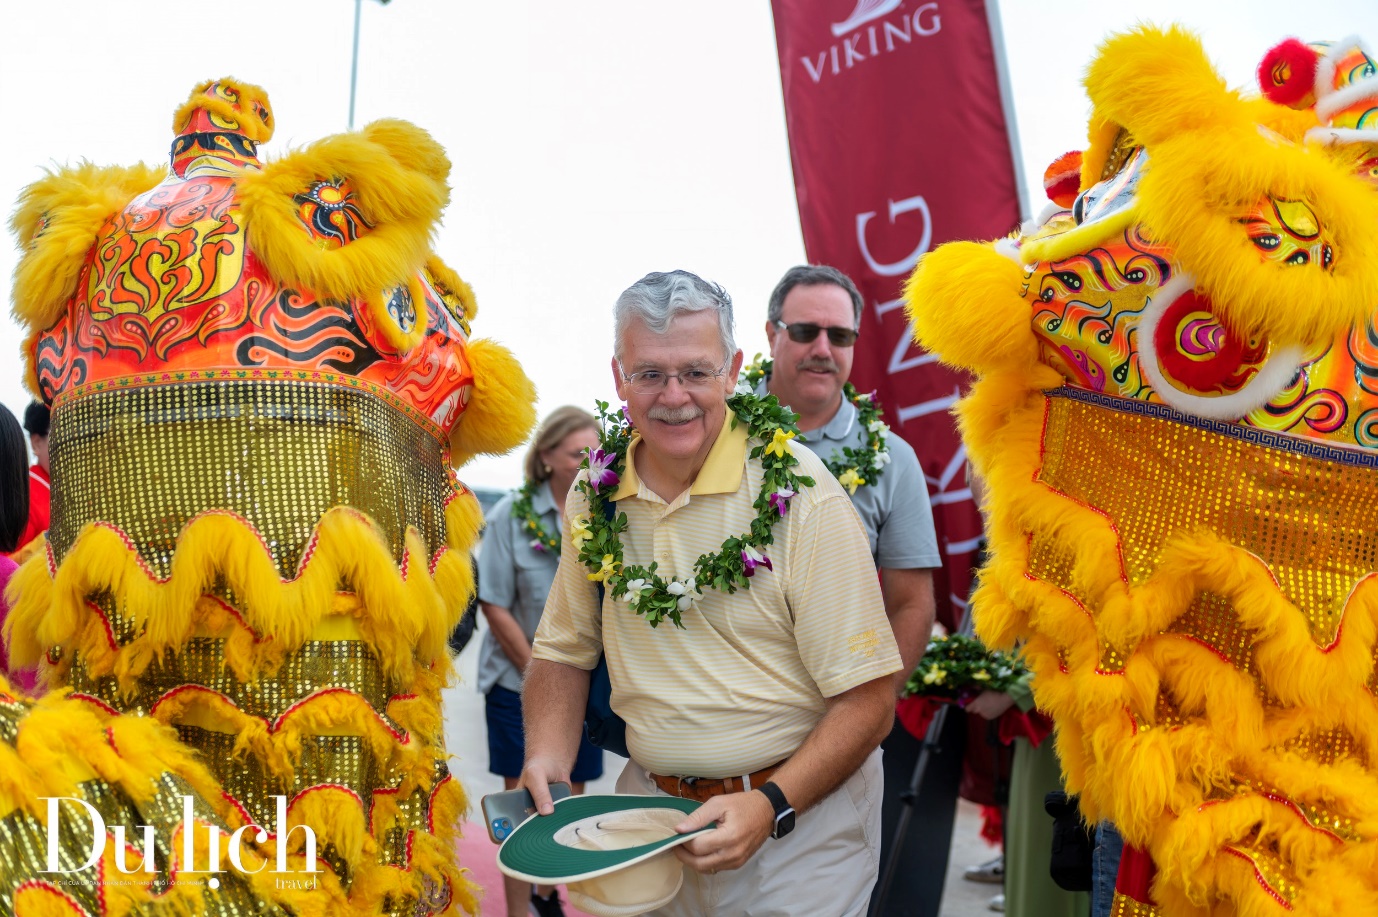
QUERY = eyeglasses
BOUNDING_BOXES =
[773,320,859,347]
[619,361,729,394]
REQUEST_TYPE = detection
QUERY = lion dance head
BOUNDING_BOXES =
[0,78,534,915]
[908,27,1378,917]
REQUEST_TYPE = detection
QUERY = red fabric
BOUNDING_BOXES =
[997,709,1054,749]
[979,804,1004,848]
[898,694,1052,750]
[771,0,1023,620]
[896,694,939,739]
[1115,845,1156,903]
[17,465,49,552]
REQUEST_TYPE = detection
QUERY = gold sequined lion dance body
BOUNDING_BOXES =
[1,79,535,916]
[907,27,1378,917]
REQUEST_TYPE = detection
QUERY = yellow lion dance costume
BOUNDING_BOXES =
[0,79,534,916]
[908,27,1378,917]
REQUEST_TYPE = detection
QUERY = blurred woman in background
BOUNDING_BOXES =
[476,405,605,917]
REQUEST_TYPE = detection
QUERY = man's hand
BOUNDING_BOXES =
[519,755,572,815]
[520,660,591,814]
[965,690,1016,720]
[671,791,776,873]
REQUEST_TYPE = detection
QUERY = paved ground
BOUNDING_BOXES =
[442,616,1000,916]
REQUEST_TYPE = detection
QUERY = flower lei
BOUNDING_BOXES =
[570,396,815,629]
[737,357,891,495]
[512,481,560,555]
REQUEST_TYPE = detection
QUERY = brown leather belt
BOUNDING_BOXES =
[650,761,784,803]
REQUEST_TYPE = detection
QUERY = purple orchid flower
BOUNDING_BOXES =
[586,448,620,492]
[768,486,796,516]
[741,545,773,577]
[530,538,548,553]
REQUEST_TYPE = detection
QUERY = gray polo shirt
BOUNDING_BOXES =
[475,481,561,693]
[760,379,941,570]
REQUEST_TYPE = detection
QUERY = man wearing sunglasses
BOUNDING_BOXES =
[758,265,954,916]
[760,265,940,678]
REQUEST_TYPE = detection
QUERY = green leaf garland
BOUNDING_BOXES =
[738,357,891,493]
[512,480,561,555]
[572,395,815,629]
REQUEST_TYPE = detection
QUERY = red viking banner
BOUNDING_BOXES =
[771,0,1025,623]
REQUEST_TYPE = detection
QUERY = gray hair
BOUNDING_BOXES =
[614,270,736,362]
[767,264,864,328]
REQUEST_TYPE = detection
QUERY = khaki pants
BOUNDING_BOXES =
[616,749,883,917]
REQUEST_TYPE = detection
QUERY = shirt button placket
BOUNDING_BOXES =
[655,511,670,566]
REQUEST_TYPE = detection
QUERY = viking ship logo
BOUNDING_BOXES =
[832,0,903,36]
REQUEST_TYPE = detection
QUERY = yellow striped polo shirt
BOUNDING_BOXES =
[532,411,901,778]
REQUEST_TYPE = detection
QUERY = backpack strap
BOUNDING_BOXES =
[583,495,628,756]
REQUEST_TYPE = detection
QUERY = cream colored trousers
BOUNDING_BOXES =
[616,748,884,917]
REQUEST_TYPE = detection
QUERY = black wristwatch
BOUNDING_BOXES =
[757,781,796,839]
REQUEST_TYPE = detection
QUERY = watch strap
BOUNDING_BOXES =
[758,781,791,817]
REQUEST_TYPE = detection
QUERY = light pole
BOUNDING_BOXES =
[348,0,362,130]
[347,0,392,131]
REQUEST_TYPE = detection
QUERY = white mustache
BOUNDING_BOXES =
[647,405,705,423]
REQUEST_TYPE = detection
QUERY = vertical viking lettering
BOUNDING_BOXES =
[856,195,932,276]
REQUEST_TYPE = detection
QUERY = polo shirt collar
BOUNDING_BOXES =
[611,409,747,502]
[811,396,857,444]
[754,373,855,445]
[531,479,558,517]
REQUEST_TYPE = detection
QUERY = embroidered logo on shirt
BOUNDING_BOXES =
[847,628,881,658]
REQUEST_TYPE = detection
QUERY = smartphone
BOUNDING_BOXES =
[481,783,572,844]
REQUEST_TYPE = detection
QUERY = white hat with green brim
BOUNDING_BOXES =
[496,794,716,917]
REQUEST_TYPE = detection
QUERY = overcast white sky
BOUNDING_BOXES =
[1,1,1374,487]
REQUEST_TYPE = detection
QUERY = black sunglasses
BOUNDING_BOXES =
[774,320,859,347]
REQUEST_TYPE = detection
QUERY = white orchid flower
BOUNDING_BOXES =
[666,577,701,612]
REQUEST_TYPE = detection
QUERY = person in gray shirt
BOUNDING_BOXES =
[753,265,940,683]
[476,405,605,917]
[755,264,954,917]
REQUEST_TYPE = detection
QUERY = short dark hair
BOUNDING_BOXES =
[0,405,30,553]
[767,265,864,328]
[23,401,49,438]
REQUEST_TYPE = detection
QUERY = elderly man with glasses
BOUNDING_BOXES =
[521,269,902,916]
